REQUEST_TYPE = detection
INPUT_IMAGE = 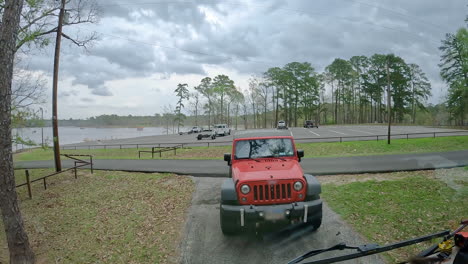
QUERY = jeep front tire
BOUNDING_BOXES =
[306,208,322,230]
[220,209,239,235]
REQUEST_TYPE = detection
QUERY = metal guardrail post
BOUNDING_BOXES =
[43,178,47,190]
[90,156,94,174]
[340,137,342,143]
[25,170,32,199]
[208,142,210,148]
[74,162,77,179]
[434,132,436,138]
[376,135,378,141]
[407,134,409,140]
[152,147,155,159]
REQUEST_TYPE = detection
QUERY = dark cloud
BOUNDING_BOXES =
[91,85,113,96]
[58,90,79,98]
[92,41,156,72]
[80,97,95,102]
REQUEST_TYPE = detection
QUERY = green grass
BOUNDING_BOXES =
[14,145,231,161]
[13,135,468,162]
[297,135,468,158]
[321,171,468,263]
[13,168,58,185]
[1,169,194,263]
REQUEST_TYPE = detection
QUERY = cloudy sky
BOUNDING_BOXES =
[25,0,467,119]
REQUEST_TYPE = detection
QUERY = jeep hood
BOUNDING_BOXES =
[232,159,304,182]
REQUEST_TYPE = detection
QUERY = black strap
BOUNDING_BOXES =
[287,243,359,264]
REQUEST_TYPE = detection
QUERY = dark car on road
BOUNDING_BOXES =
[220,130,322,235]
[304,120,319,128]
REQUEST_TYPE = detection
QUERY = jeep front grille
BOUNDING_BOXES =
[253,183,292,202]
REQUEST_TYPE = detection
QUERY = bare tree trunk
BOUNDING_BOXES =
[275,87,279,125]
[333,82,337,124]
[272,87,276,128]
[227,102,230,127]
[251,102,255,129]
[235,104,238,130]
[264,92,267,128]
[0,1,36,263]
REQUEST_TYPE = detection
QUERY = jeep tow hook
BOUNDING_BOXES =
[304,204,308,223]
[240,208,245,227]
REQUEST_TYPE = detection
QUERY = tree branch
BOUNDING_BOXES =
[19,7,60,34]
[15,27,58,51]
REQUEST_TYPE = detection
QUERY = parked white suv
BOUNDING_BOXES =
[277,120,287,129]
[190,126,202,133]
[213,124,231,136]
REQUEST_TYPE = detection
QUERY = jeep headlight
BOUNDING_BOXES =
[240,184,250,194]
[293,181,303,191]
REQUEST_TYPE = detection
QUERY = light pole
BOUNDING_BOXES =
[386,55,392,145]
[40,107,44,148]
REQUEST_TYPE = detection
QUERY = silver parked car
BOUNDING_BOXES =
[277,120,287,129]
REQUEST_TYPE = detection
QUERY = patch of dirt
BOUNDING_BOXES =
[317,170,436,185]
[433,167,468,196]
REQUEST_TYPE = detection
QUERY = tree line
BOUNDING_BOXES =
[171,54,435,130]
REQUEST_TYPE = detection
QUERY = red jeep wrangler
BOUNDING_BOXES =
[220,130,322,235]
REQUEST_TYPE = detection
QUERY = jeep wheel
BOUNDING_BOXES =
[306,209,322,230]
[211,135,216,140]
[197,135,202,140]
[220,210,239,235]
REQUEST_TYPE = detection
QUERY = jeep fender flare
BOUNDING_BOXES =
[221,179,238,205]
[304,174,321,199]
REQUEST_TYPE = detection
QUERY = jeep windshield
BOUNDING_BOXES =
[235,138,294,159]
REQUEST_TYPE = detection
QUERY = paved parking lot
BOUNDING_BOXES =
[64,125,468,149]
[289,125,468,143]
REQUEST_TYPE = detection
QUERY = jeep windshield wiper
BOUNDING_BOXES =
[237,157,261,162]
[263,155,287,161]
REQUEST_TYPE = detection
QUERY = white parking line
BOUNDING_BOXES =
[328,129,346,135]
[308,130,320,136]
[346,128,374,135]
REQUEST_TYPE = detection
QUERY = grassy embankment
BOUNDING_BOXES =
[14,135,468,161]
[0,169,194,263]
[320,168,468,263]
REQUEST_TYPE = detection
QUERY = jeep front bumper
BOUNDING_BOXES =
[221,199,322,229]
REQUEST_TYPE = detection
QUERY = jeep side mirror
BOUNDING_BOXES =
[297,149,304,162]
[224,153,231,165]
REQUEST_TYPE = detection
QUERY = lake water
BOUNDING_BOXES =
[12,126,168,151]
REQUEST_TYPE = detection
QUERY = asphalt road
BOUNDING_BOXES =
[14,150,468,176]
[179,177,385,264]
[62,125,468,149]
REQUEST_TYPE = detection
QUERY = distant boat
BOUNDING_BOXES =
[137,127,144,131]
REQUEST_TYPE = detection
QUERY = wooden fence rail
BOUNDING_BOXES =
[16,154,93,199]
